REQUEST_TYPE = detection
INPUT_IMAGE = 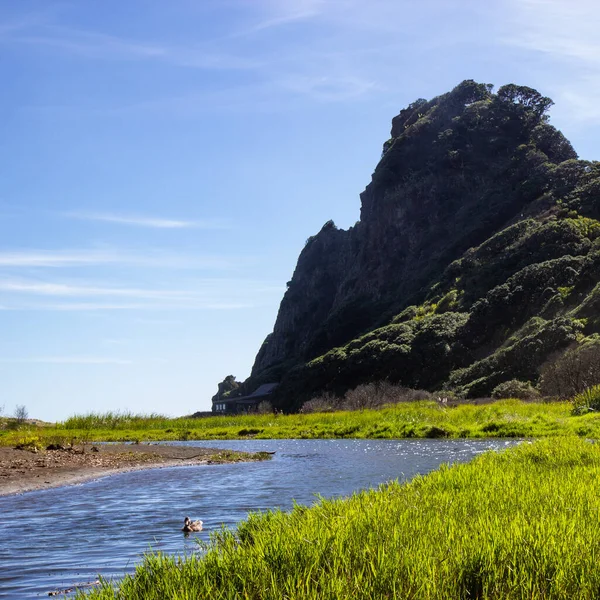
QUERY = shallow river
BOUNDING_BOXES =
[0,438,516,598]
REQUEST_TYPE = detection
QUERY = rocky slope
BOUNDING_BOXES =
[226,80,600,411]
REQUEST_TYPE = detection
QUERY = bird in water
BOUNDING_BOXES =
[182,516,203,532]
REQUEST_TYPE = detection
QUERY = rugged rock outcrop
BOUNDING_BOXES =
[211,375,240,403]
[233,80,600,411]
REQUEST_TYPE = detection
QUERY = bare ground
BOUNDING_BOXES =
[0,443,266,496]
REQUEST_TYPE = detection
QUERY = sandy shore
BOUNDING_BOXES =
[0,443,268,496]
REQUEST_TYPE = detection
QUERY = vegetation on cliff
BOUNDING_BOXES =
[237,80,600,412]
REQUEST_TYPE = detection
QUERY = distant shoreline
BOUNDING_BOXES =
[0,443,270,496]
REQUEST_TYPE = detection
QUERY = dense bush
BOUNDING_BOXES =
[450,317,582,397]
[300,394,339,414]
[540,337,600,398]
[341,382,432,410]
[301,383,433,413]
[491,379,540,400]
[462,256,584,348]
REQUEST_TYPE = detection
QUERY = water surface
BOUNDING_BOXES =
[0,438,516,598]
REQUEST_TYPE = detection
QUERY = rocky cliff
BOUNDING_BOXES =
[231,80,600,411]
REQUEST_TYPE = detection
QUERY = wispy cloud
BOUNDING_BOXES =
[5,1,500,119]
[13,30,164,60]
[0,280,197,298]
[0,249,241,269]
[65,211,230,229]
[503,0,600,123]
[280,74,377,102]
[133,318,183,325]
[239,0,324,34]
[0,275,283,311]
[10,302,254,311]
[0,278,280,297]
[1,21,261,70]
[504,0,599,63]
[3,1,399,112]
[0,249,119,267]
[0,356,132,364]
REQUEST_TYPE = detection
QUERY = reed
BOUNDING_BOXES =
[80,437,600,599]
[62,411,175,430]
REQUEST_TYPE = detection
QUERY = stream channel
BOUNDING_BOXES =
[0,438,517,598]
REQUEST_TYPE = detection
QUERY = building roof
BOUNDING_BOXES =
[218,382,278,405]
[249,383,279,397]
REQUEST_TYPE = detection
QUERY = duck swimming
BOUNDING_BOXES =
[182,516,203,532]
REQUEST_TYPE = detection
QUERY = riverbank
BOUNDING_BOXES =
[3,399,598,446]
[82,437,600,599]
[0,443,271,496]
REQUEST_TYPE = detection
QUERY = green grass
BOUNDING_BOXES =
[62,411,172,430]
[80,437,600,599]
[4,400,600,446]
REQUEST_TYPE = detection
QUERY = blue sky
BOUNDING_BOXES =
[1,0,599,421]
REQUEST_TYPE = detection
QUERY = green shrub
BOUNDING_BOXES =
[435,289,459,313]
[491,379,540,400]
[572,384,600,415]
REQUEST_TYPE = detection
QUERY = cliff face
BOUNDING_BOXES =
[241,80,600,410]
[252,81,574,374]
[252,222,354,374]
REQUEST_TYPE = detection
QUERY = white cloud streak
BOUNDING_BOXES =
[2,23,261,70]
[239,0,324,34]
[65,211,229,229]
[0,249,240,269]
[2,1,405,110]
[280,74,377,102]
[0,280,197,298]
[0,356,132,364]
[11,302,254,311]
[505,0,600,64]
[0,276,283,311]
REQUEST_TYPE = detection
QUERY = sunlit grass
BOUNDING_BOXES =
[3,400,600,446]
[81,437,600,599]
[62,411,177,430]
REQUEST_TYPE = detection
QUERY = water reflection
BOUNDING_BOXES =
[0,438,516,598]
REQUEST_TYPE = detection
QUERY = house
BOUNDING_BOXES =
[212,383,279,414]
